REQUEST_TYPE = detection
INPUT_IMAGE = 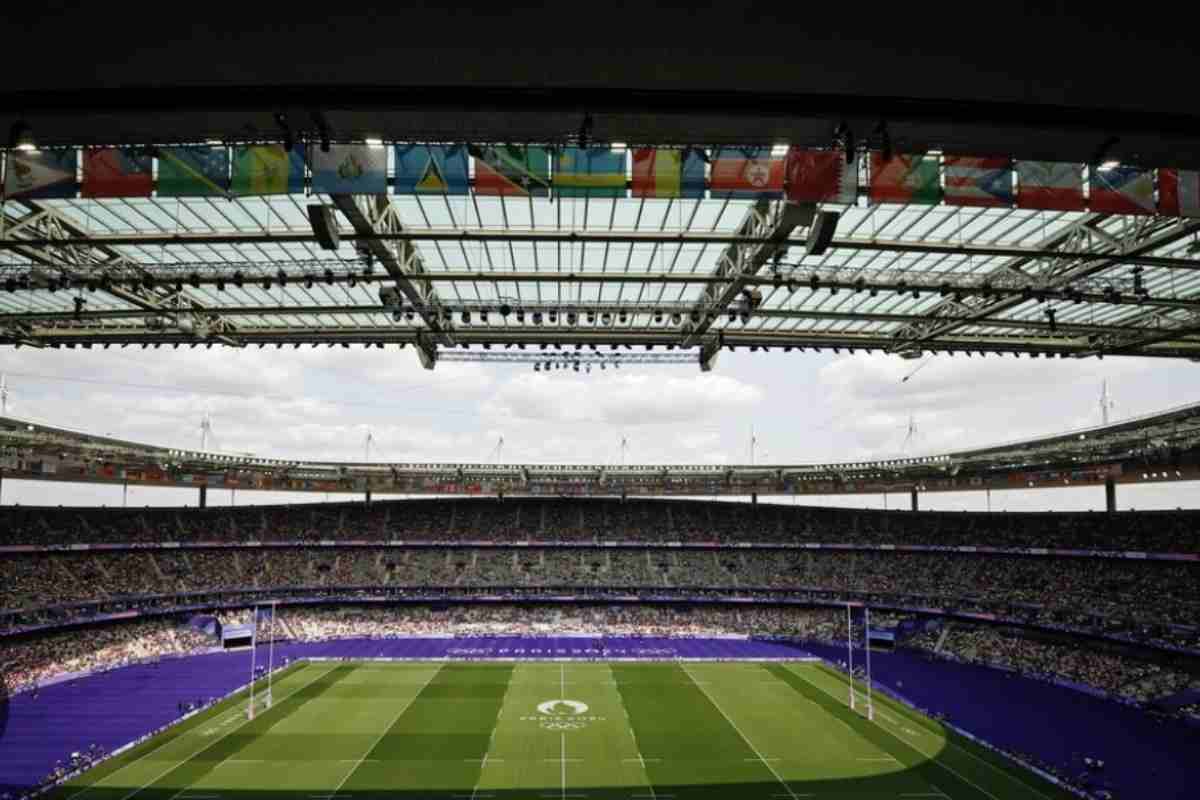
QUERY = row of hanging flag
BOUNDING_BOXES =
[2,144,1198,218]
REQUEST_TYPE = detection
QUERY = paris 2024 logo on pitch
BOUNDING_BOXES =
[523,699,605,730]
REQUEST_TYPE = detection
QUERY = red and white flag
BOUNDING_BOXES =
[1159,169,1200,218]
[784,147,858,205]
[1089,166,1155,215]
[1016,161,1085,211]
[944,156,1013,207]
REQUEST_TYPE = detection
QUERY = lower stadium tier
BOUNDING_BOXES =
[4,546,1198,652]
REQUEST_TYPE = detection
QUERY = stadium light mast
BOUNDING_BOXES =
[1099,381,1115,426]
[200,411,213,451]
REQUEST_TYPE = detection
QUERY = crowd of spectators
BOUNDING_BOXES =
[908,623,1200,709]
[0,619,212,693]
[3,498,1199,551]
[249,604,849,642]
[4,546,1196,651]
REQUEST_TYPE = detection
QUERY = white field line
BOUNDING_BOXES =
[468,662,520,800]
[786,665,1029,800]
[164,665,350,800]
[63,669,296,800]
[97,664,339,800]
[801,664,1058,800]
[678,662,801,800]
[607,663,658,800]
[328,664,443,800]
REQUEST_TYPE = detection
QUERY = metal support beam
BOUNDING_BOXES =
[7,226,1198,272]
[1105,477,1117,512]
[1,201,242,346]
[910,488,919,511]
[198,484,207,508]
[330,194,454,359]
[682,199,813,347]
[889,217,1200,353]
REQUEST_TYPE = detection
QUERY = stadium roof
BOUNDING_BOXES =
[4,398,1199,496]
[4,177,1200,369]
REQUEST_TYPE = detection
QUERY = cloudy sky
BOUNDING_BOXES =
[3,343,1197,511]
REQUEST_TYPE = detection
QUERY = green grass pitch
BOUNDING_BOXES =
[51,660,1077,800]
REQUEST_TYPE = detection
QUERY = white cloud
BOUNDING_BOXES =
[482,372,763,426]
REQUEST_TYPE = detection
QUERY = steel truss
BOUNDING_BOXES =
[3,191,1200,367]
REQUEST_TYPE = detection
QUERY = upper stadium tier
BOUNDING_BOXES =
[2,400,1198,500]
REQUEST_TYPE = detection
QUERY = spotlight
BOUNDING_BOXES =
[654,309,664,323]
[516,309,526,323]
[618,310,628,324]
[586,310,596,324]
[548,309,558,324]
[1045,308,1058,333]
[461,310,471,324]
[324,269,335,286]
[532,311,543,325]
[189,272,201,289]
[671,313,682,325]
[261,277,272,290]
[601,311,612,325]
[277,270,288,288]
[500,304,512,317]
[567,311,578,325]
[690,311,700,324]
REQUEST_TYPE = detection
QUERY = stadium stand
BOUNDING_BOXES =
[3,498,1200,550]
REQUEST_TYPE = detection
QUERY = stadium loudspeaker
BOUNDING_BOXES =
[307,205,340,251]
[806,211,840,256]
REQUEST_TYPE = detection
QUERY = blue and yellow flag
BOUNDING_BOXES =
[394,144,469,195]
[231,144,305,196]
[554,148,626,198]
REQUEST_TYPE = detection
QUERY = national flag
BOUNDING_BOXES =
[157,146,229,197]
[784,147,857,204]
[1015,161,1085,211]
[231,144,305,196]
[554,147,626,198]
[311,145,388,195]
[1088,165,1155,215]
[393,144,469,195]
[2,149,77,199]
[943,156,1013,207]
[82,148,153,198]
[869,153,941,205]
[710,147,785,199]
[1159,169,1200,218]
[473,145,550,197]
[630,148,705,198]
